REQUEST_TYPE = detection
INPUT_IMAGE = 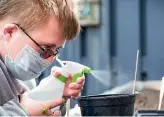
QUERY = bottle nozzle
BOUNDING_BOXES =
[83,67,91,74]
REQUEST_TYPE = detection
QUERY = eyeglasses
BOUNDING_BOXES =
[14,24,61,59]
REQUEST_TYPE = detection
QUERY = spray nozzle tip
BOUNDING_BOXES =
[83,67,91,74]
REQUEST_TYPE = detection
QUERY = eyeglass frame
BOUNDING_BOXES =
[13,23,62,59]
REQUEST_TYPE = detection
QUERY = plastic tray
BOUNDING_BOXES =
[134,110,164,116]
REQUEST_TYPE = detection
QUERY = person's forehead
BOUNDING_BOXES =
[35,17,65,47]
[38,37,65,48]
[41,40,66,49]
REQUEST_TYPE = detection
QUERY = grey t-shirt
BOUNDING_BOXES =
[0,56,28,116]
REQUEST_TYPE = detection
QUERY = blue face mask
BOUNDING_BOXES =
[5,45,51,81]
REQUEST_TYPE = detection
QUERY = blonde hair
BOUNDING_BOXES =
[0,0,80,40]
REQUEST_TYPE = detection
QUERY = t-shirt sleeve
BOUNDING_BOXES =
[0,99,28,116]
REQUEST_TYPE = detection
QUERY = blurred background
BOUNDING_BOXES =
[38,0,164,108]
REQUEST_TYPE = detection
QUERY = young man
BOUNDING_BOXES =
[0,0,85,116]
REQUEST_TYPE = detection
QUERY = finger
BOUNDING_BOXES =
[46,99,65,109]
[83,81,85,86]
[54,71,61,77]
[51,66,61,73]
[67,74,73,82]
[51,68,62,77]
[65,74,73,85]
[69,83,83,90]
[68,89,81,97]
[50,110,61,116]
[68,74,73,79]
[76,77,85,84]
[71,93,81,99]
[46,110,54,116]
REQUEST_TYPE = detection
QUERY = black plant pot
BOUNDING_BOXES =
[77,93,136,116]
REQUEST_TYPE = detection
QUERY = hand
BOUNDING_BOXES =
[51,66,85,98]
[20,92,65,116]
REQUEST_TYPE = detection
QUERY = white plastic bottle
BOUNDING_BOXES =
[28,61,91,110]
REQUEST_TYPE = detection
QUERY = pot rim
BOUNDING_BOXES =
[76,93,137,100]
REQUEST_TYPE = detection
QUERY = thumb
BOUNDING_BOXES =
[51,66,61,77]
[65,74,73,85]
[45,99,65,109]
[51,66,61,73]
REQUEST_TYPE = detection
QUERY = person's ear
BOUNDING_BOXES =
[0,24,17,41]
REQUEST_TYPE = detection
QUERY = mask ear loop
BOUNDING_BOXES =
[14,24,27,47]
[6,24,24,60]
[5,24,26,62]
[1,30,10,58]
[4,39,12,67]
[0,33,4,50]
[0,30,10,59]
